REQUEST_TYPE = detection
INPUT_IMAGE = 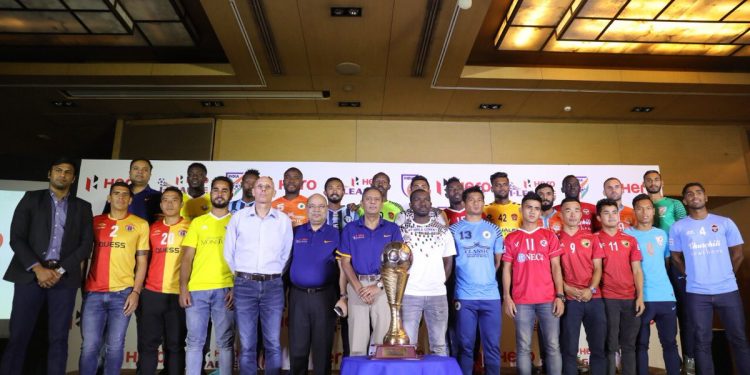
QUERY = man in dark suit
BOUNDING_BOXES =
[0,157,94,375]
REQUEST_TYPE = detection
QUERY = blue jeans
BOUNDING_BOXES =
[514,302,562,375]
[636,301,680,375]
[185,288,235,375]
[455,299,501,375]
[561,298,606,375]
[687,291,750,375]
[667,264,694,358]
[233,277,284,375]
[78,288,133,375]
[401,294,449,356]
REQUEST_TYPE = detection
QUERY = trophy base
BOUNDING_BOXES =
[373,344,418,359]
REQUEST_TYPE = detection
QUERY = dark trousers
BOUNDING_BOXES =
[136,289,186,375]
[561,299,607,375]
[288,285,337,375]
[636,301,681,375]
[667,265,694,358]
[687,291,750,375]
[0,282,77,375]
[604,298,641,375]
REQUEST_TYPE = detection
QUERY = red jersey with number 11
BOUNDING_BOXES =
[502,227,562,304]
[596,230,643,300]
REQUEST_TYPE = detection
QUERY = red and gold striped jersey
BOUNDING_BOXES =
[145,218,191,294]
[86,214,150,292]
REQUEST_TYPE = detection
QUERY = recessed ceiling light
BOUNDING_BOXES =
[331,7,361,17]
[51,100,76,107]
[201,100,224,107]
[631,106,654,113]
[479,103,502,110]
[338,101,361,108]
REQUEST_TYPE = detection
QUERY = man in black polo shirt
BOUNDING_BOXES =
[288,194,342,375]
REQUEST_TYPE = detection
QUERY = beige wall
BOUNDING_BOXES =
[215,119,750,197]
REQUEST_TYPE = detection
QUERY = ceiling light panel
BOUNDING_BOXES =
[496,0,750,56]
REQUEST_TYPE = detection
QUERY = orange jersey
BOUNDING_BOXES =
[145,218,191,294]
[272,195,308,226]
[618,206,637,231]
[86,214,150,292]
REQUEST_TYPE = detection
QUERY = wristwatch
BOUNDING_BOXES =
[376,281,384,289]
[556,293,565,301]
[590,287,597,294]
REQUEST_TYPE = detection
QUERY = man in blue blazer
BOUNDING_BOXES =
[0,157,93,375]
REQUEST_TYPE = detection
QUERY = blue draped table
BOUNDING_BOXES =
[340,355,461,375]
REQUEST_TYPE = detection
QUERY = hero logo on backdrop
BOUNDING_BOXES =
[85,175,129,191]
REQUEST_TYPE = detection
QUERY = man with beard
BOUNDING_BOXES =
[102,159,161,224]
[443,177,466,225]
[603,177,636,230]
[324,177,357,357]
[229,169,259,213]
[483,172,521,239]
[536,183,563,234]
[181,163,211,220]
[356,172,404,222]
[555,175,597,233]
[325,177,358,231]
[642,170,692,373]
[225,176,293,375]
[1,157,93,375]
[670,183,750,375]
[272,167,308,227]
[179,177,235,375]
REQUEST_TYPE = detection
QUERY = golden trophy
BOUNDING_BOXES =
[374,241,418,359]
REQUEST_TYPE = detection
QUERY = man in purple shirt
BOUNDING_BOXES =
[337,187,403,356]
[1,157,94,375]
[288,194,342,375]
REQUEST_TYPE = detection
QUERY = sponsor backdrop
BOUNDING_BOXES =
[62,159,667,371]
[0,190,26,321]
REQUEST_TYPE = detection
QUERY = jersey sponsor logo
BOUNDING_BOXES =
[711,224,719,233]
[324,240,334,244]
[200,238,223,246]
[295,237,309,244]
[97,241,125,248]
[517,253,527,262]
[353,233,365,240]
[155,247,181,254]
[482,230,492,239]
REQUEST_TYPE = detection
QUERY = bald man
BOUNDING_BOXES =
[224,176,293,375]
[287,194,341,375]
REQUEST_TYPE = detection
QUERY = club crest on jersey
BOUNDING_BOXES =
[621,240,630,247]
[178,230,187,237]
[552,224,561,232]
[517,253,527,263]
[583,208,590,215]
[540,239,548,247]
[581,239,591,248]
[276,203,285,211]
[297,202,306,210]
[511,214,518,221]
[656,236,664,246]
[658,206,667,216]
[388,212,395,220]
[711,224,719,232]
[482,230,492,239]
[126,224,135,232]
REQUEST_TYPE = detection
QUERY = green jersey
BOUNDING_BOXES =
[357,200,404,222]
[654,197,687,233]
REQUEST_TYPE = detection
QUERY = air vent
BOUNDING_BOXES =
[331,7,362,17]
[338,101,361,107]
